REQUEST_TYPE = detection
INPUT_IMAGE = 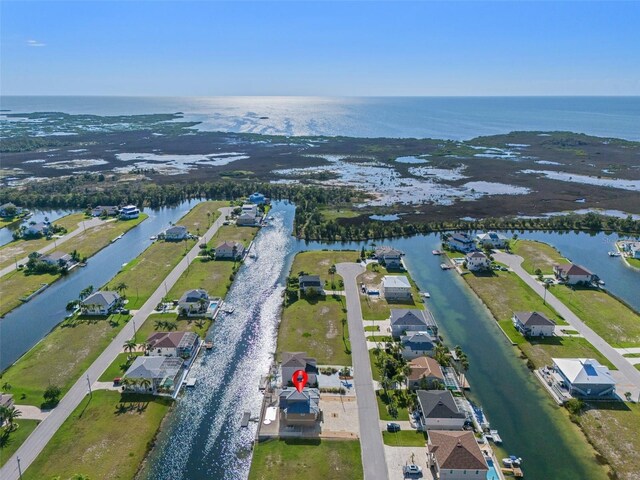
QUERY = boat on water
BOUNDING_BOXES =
[204,340,213,350]
[432,249,443,255]
[149,235,157,241]
[185,377,197,388]
[248,253,257,259]
[608,251,621,257]
[111,234,124,243]
[486,429,502,444]
[224,305,235,314]
[502,456,522,468]
[440,263,452,270]
[598,279,606,286]
[268,216,274,220]
[421,292,431,298]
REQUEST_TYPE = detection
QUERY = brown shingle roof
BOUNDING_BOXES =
[429,430,488,471]
[408,356,444,381]
[554,263,593,276]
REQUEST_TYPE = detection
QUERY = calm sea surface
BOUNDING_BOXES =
[2,96,640,140]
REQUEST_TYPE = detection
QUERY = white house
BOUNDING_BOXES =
[374,246,404,269]
[82,290,121,315]
[123,356,184,394]
[237,213,258,226]
[447,232,476,253]
[465,251,491,271]
[41,251,75,269]
[281,351,318,387]
[25,222,51,237]
[165,225,188,241]
[427,430,488,480]
[400,331,437,360]
[417,390,467,431]
[120,205,140,219]
[553,263,595,285]
[215,240,245,260]
[241,204,258,216]
[146,331,199,358]
[552,358,616,399]
[91,205,119,217]
[513,311,555,337]
[177,289,210,316]
[475,231,509,249]
[383,275,412,300]
[390,309,439,338]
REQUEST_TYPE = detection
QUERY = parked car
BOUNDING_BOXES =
[387,422,401,432]
[403,464,422,476]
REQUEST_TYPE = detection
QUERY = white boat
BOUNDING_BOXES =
[248,253,257,259]
[487,429,502,443]
[608,251,621,257]
[432,249,443,255]
[149,235,157,241]
[111,234,124,243]
[598,280,606,286]
[268,216,274,220]
[185,377,197,388]
[502,456,522,468]
[224,305,235,314]
[440,263,452,270]
[422,292,431,298]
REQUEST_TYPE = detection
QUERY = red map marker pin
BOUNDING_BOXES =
[292,369,308,393]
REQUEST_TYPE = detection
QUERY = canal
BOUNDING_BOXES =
[0,208,77,247]
[0,200,203,370]
[143,206,619,480]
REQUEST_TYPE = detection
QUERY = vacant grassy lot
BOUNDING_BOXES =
[0,419,39,467]
[22,391,172,480]
[249,438,363,480]
[0,314,130,407]
[553,286,640,347]
[627,257,640,269]
[135,313,212,342]
[358,263,424,320]
[278,294,351,365]
[376,390,410,421]
[0,213,86,269]
[522,334,614,370]
[319,208,360,222]
[382,430,427,447]
[513,239,570,274]
[208,224,259,248]
[289,250,359,286]
[181,200,229,233]
[578,401,640,480]
[0,215,147,317]
[98,352,143,382]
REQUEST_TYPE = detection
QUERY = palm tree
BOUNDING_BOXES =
[123,339,137,358]
[141,341,152,354]
[434,344,450,367]
[3,406,22,431]
[207,211,212,227]
[138,378,152,392]
[165,321,178,331]
[115,282,128,297]
[197,297,208,313]
[1,381,12,392]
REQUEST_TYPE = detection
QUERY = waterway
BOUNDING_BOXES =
[143,207,617,480]
[0,209,76,247]
[0,199,203,370]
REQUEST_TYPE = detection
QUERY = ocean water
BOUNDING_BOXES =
[1,96,640,140]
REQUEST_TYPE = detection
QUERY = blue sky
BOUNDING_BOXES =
[1,1,639,96]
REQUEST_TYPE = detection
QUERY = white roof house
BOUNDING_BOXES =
[383,275,411,289]
[553,358,616,398]
[82,290,121,315]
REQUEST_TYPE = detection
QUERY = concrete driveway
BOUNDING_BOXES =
[337,262,389,480]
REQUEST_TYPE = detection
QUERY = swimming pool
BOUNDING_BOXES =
[486,459,500,480]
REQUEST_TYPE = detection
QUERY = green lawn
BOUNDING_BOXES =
[0,419,40,467]
[249,438,363,480]
[135,313,212,342]
[278,295,351,365]
[512,239,570,275]
[382,430,427,447]
[180,200,229,234]
[627,257,640,268]
[0,314,130,407]
[290,250,359,285]
[0,215,147,317]
[0,213,85,270]
[208,224,260,248]
[553,286,640,347]
[22,391,172,480]
[358,263,424,320]
[369,349,382,382]
[319,208,360,222]
[520,335,615,370]
[376,390,410,421]
[98,352,143,382]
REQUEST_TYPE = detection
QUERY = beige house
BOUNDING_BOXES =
[427,430,488,480]
[408,356,445,390]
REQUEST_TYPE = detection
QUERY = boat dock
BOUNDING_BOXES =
[241,411,251,427]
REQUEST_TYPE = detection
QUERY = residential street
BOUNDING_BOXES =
[337,263,389,480]
[494,251,640,394]
[0,216,104,278]
[0,207,232,480]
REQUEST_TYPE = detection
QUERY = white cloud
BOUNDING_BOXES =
[27,39,46,47]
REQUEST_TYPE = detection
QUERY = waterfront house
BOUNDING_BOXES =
[242,204,258,216]
[383,275,412,300]
[475,231,509,249]
[237,212,258,226]
[123,356,184,394]
[390,308,438,338]
[120,205,140,219]
[553,263,595,285]
[299,275,324,295]
[91,205,119,217]
[178,289,210,316]
[41,251,75,269]
[408,356,445,390]
[427,430,488,479]
[82,290,121,315]
[513,311,555,337]
[278,387,321,426]
[400,331,437,360]
[281,351,318,387]
[447,232,476,253]
[146,331,199,359]
[164,225,188,241]
[25,222,51,238]
[465,251,491,272]
[374,246,404,269]
[215,240,245,260]
[417,390,467,431]
[249,192,266,205]
[552,358,616,399]
[0,203,23,217]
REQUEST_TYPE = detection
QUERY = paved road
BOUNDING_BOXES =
[494,251,640,391]
[0,207,232,480]
[337,263,389,480]
[0,216,104,277]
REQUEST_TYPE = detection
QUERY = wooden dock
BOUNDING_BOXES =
[241,411,251,427]
[501,467,524,477]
